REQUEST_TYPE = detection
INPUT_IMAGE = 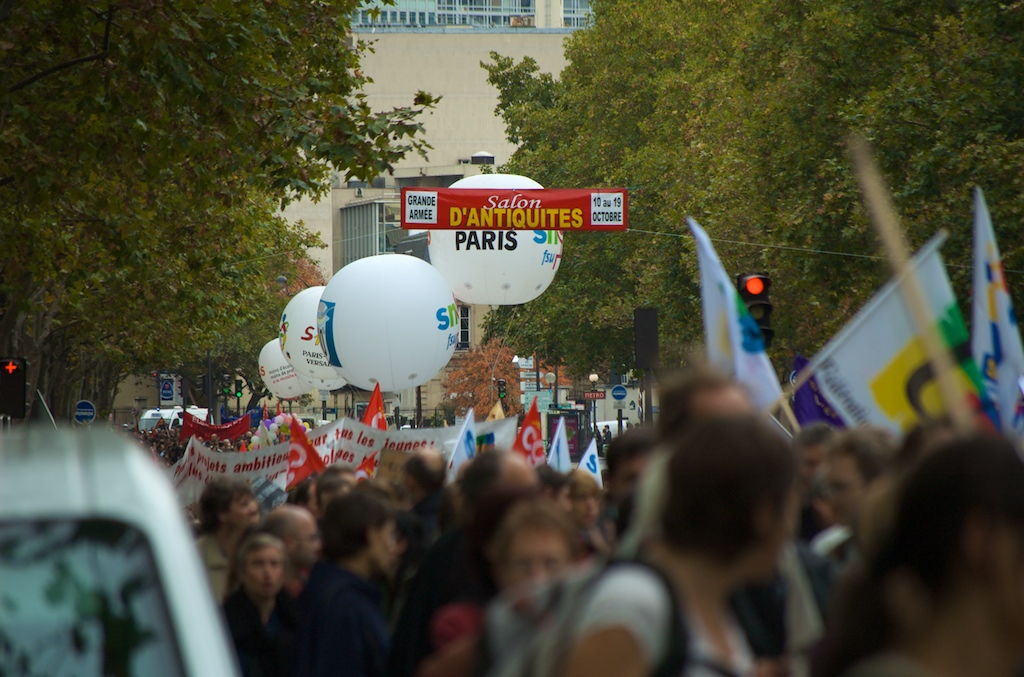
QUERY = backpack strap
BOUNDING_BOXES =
[614,559,689,677]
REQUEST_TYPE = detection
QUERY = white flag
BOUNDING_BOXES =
[547,416,572,473]
[447,408,476,482]
[577,438,603,488]
[804,233,994,433]
[689,218,782,410]
[971,187,1024,437]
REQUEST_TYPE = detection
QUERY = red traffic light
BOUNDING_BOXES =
[744,277,765,296]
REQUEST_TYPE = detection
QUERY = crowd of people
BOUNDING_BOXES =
[183,367,1024,677]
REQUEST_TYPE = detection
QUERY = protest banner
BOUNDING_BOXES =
[168,437,290,507]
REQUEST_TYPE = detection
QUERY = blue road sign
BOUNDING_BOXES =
[611,385,628,400]
[74,400,97,424]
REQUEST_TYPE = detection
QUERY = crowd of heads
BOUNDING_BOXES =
[182,366,1024,677]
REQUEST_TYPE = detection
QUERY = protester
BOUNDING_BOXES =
[814,434,1024,677]
[387,451,539,677]
[536,464,573,513]
[287,476,320,518]
[602,426,658,538]
[792,423,837,542]
[415,496,580,677]
[404,448,447,545]
[196,476,261,602]
[223,532,297,677]
[560,415,799,677]
[813,427,897,566]
[315,465,357,515]
[291,492,397,677]
[262,505,322,597]
[567,470,612,557]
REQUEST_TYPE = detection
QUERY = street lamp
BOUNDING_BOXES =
[544,371,557,409]
[588,373,599,447]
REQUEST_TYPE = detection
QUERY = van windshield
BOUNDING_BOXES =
[0,518,186,677]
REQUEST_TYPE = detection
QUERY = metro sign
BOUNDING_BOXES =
[582,390,606,400]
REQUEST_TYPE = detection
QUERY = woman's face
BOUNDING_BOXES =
[570,490,601,528]
[240,545,285,604]
[495,527,574,590]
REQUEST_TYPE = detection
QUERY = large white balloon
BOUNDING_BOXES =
[279,286,348,389]
[427,173,562,305]
[259,340,313,400]
[318,254,459,391]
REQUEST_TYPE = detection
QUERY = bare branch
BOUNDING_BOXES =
[9,5,113,94]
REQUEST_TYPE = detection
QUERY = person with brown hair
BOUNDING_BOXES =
[195,476,260,602]
[560,414,799,677]
[291,492,398,677]
[814,434,1024,677]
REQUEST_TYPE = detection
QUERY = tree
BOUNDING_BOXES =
[0,1,438,417]
[443,338,522,419]
[483,0,1024,378]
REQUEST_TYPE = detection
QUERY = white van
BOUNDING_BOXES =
[0,427,240,677]
[139,406,210,432]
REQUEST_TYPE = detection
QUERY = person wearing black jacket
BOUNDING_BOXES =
[223,532,297,677]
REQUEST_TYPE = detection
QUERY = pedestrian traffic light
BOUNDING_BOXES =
[736,273,774,348]
[497,378,507,399]
[0,357,27,419]
[234,379,243,399]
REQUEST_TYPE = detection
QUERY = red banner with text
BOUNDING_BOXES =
[401,188,628,231]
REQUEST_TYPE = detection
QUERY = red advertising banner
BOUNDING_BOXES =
[179,412,252,443]
[401,188,628,231]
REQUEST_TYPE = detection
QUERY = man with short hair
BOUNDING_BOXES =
[403,448,446,544]
[263,504,322,597]
[792,422,837,542]
[195,476,260,602]
[315,465,356,515]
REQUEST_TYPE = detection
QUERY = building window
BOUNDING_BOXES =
[457,306,470,350]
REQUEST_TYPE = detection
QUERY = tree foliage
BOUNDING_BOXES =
[483,0,1024,378]
[443,338,522,419]
[0,1,437,417]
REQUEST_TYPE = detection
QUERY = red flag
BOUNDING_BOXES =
[362,383,388,431]
[355,452,379,482]
[287,415,326,490]
[276,402,282,417]
[511,397,546,467]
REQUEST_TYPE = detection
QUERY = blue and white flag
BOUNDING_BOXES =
[689,218,782,410]
[577,438,603,488]
[971,187,1024,437]
[547,416,572,473]
[447,408,476,482]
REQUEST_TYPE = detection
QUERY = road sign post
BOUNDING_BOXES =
[74,400,97,425]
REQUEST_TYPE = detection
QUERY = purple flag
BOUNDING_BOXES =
[792,354,845,428]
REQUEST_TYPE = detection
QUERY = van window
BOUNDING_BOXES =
[0,519,186,677]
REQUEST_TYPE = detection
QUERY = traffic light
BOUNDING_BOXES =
[497,378,507,399]
[736,273,774,348]
[0,357,27,419]
[234,379,243,399]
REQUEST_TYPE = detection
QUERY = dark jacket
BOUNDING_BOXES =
[222,587,297,677]
[411,489,444,545]
[386,527,496,677]
[291,561,390,677]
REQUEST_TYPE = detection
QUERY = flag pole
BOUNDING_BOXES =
[848,134,974,433]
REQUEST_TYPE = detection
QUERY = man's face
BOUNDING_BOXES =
[288,512,322,570]
[222,492,260,531]
[607,455,650,502]
[798,443,827,498]
[367,520,399,580]
[826,453,866,526]
[240,545,285,603]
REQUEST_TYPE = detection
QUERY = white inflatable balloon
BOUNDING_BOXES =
[258,339,313,400]
[427,173,562,305]
[318,254,459,391]
[279,286,348,389]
